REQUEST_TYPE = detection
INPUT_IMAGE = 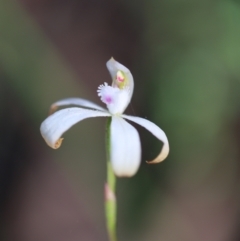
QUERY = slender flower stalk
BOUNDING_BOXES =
[40,58,169,240]
[105,118,117,241]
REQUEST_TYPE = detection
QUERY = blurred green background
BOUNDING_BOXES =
[1,0,240,240]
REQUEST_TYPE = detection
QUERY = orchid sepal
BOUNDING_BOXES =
[122,114,169,164]
[49,97,107,114]
[40,107,110,149]
[103,58,134,114]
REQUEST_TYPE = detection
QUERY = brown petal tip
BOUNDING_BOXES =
[49,104,58,115]
[54,138,64,149]
[146,156,166,164]
[146,160,159,164]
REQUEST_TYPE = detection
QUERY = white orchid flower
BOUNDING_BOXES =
[40,58,169,177]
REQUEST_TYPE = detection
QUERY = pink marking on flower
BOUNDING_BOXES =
[105,183,116,201]
[104,96,113,104]
[97,83,117,105]
[117,76,124,82]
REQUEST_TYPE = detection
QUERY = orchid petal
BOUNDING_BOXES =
[50,97,106,114]
[110,116,141,177]
[40,107,110,149]
[97,83,130,115]
[122,115,169,163]
[106,58,134,113]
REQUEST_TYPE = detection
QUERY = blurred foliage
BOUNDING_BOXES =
[119,0,240,239]
[0,0,87,122]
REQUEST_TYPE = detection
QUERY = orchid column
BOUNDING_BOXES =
[40,58,169,241]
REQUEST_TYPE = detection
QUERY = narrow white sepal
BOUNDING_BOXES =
[122,115,169,163]
[106,58,134,112]
[110,116,141,177]
[50,97,106,112]
[40,107,110,149]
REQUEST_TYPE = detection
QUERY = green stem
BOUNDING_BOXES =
[105,118,117,241]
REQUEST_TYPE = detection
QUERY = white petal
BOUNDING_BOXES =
[50,97,106,113]
[106,58,134,112]
[97,83,130,115]
[40,107,110,149]
[110,116,141,177]
[122,115,169,163]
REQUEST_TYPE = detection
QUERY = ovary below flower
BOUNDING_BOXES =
[40,58,169,177]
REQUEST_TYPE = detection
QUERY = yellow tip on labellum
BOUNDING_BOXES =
[54,138,64,149]
[115,70,127,89]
